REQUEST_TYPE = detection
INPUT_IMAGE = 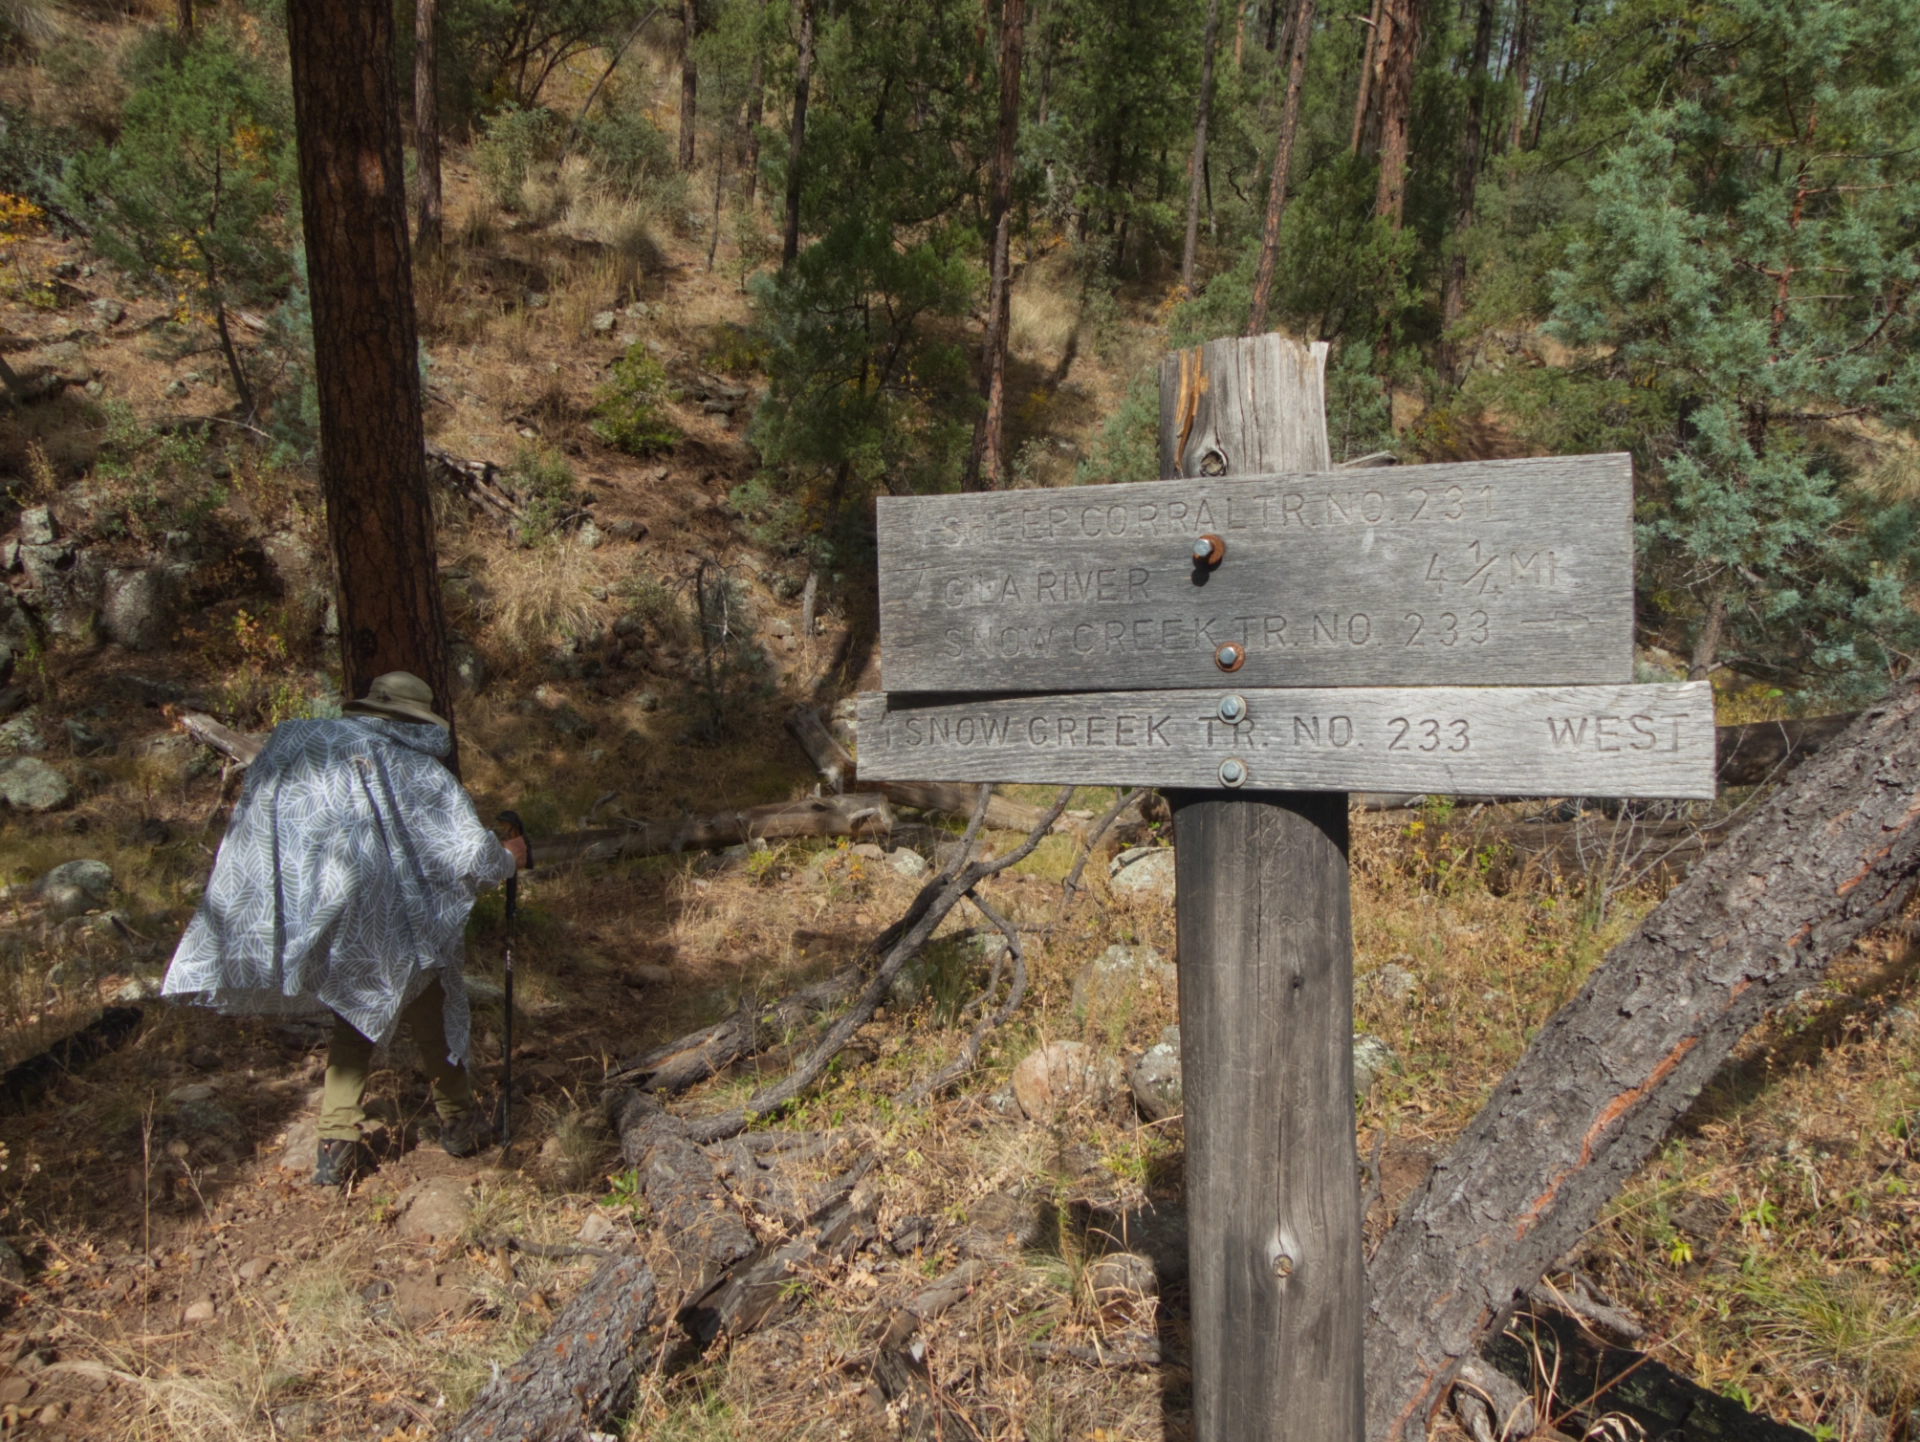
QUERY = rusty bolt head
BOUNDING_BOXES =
[1192,533,1226,566]
[1214,640,1246,673]
[1218,757,1248,788]
[1217,694,1247,725]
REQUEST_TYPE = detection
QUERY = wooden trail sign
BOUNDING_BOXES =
[875,453,1633,694]
[854,681,1716,797]
[865,334,1713,1442]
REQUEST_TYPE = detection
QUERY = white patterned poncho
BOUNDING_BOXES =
[163,716,516,1065]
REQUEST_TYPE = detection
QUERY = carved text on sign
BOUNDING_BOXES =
[877,455,1633,692]
[853,683,1716,798]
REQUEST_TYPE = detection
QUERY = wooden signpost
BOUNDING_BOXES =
[861,334,1716,1442]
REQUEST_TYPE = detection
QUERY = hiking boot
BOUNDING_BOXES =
[313,1138,363,1187]
[439,1109,491,1159]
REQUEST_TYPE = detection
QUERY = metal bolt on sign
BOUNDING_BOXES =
[1218,757,1249,788]
[1216,694,1248,725]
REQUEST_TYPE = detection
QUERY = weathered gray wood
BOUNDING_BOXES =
[1362,682,1920,1442]
[1158,335,1364,1442]
[875,451,1634,693]
[439,1257,655,1442]
[1161,336,1333,479]
[1174,788,1365,1442]
[854,682,1716,798]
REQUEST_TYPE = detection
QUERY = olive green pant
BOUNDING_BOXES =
[319,976,476,1142]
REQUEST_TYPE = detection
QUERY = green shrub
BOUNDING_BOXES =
[580,107,675,197]
[504,442,577,541]
[474,103,556,212]
[591,344,679,456]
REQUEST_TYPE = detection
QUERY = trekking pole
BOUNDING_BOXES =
[496,810,530,1148]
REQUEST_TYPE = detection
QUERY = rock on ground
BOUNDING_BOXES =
[1129,1031,1184,1122]
[0,757,71,811]
[1011,1040,1124,1120]
[1073,943,1177,1015]
[35,858,113,919]
[1362,961,1419,1004]
[1109,847,1175,902]
[1352,1032,1399,1094]
[1084,1250,1158,1311]
[396,1176,474,1242]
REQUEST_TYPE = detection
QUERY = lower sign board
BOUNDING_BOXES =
[855,682,1716,798]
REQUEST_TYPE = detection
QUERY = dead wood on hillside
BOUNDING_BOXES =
[1365,683,1920,1442]
[787,703,852,792]
[178,713,263,766]
[438,1257,656,1442]
[608,965,862,1092]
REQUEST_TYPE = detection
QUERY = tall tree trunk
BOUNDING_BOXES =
[1437,0,1493,385]
[742,0,769,205]
[1504,0,1533,153]
[177,0,193,38]
[287,0,455,761]
[962,0,1027,492]
[1246,0,1317,334]
[678,0,699,171]
[413,0,442,251]
[1371,0,1423,225]
[781,0,815,268]
[1365,683,1920,1441]
[1349,0,1385,153]
[1179,0,1223,295]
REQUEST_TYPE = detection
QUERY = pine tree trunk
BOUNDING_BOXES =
[962,0,1027,492]
[742,0,768,205]
[176,0,193,38]
[1349,0,1385,153]
[1437,0,1493,384]
[1502,0,1531,153]
[1246,0,1316,335]
[286,0,455,759]
[1372,0,1423,225]
[678,0,699,171]
[1365,683,1920,1441]
[413,0,442,251]
[1180,0,1223,295]
[781,0,815,268]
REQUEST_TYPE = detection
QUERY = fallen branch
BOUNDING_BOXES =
[608,965,861,1092]
[1365,682,1920,1442]
[178,713,263,767]
[680,784,1075,1144]
[439,1257,655,1442]
[1055,786,1148,924]
[898,889,1026,1106]
[787,704,852,793]
[426,443,525,529]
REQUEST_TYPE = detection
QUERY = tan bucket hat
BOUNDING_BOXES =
[342,671,450,729]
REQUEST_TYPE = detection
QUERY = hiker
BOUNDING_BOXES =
[162,671,527,1186]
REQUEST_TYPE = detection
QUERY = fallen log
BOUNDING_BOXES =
[1364,681,1920,1442]
[531,792,896,866]
[438,1257,655,1442]
[179,713,263,766]
[787,702,1051,829]
[607,965,861,1091]
[787,704,852,793]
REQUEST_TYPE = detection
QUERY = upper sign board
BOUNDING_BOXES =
[877,454,1633,695]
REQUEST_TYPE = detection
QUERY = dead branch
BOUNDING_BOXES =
[607,965,862,1092]
[898,889,1027,1106]
[787,704,853,793]
[426,443,525,529]
[178,712,263,767]
[681,785,1075,1144]
[1055,786,1148,924]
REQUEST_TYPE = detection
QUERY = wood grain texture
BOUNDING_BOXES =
[1171,789,1365,1442]
[854,683,1716,798]
[1363,683,1920,1442]
[440,1257,655,1442]
[1156,334,1363,1442]
[875,451,1633,693]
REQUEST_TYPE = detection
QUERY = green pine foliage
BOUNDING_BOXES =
[592,344,681,457]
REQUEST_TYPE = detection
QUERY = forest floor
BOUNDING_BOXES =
[0,35,1914,1442]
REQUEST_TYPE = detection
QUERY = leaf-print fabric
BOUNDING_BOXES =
[162,716,515,1065]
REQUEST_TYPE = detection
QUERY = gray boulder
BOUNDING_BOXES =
[448,641,489,698]
[19,544,106,640]
[0,706,44,755]
[1129,1029,1184,1122]
[102,566,184,651]
[1073,943,1177,1015]
[36,859,113,919]
[0,757,70,811]
[17,507,55,545]
[0,590,36,655]
[1109,847,1176,902]
[1352,1032,1399,1095]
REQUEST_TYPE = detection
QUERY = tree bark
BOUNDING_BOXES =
[1349,0,1385,153]
[742,0,769,204]
[781,0,814,268]
[413,0,442,251]
[1688,591,1727,680]
[1437,0,1494,385]
[961,0,1027,492]
[1159,335,1359,1442]
[287,0,454,757]
[177,0,193,39]
[440,1258,656,1442]
[1364,682,1920,1442]
[1180,0,1224,296]
[1372,0,1423,225]
[1246,0,1317,335]
[678,0,699,171]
